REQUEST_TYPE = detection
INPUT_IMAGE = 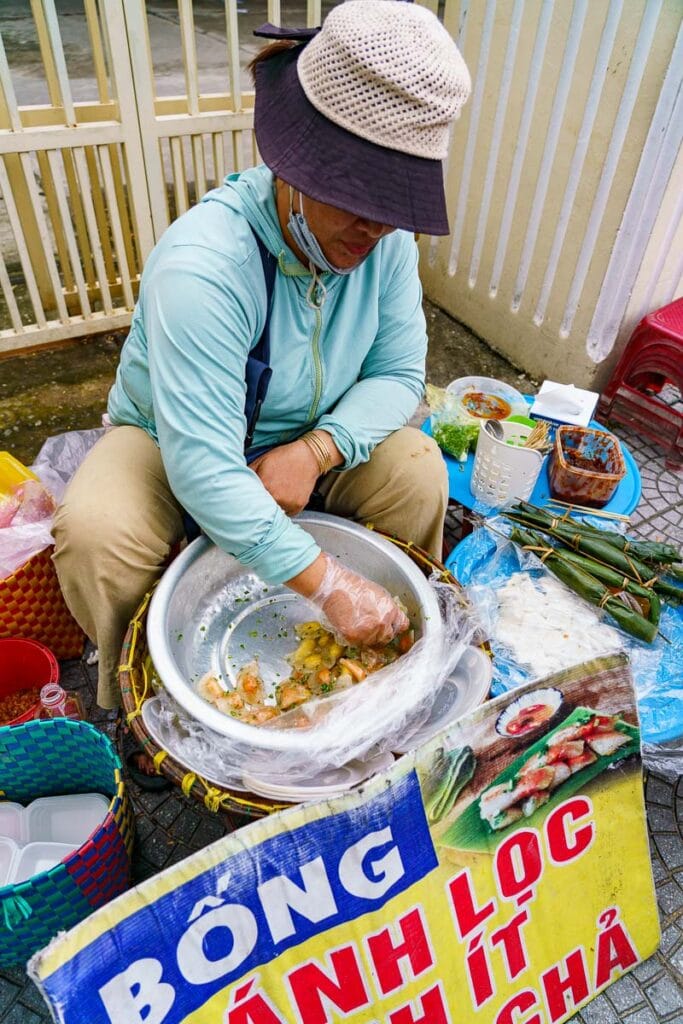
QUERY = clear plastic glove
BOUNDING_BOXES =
[309,553,410,646]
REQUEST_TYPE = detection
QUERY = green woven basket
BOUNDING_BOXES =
[0,718,134,967]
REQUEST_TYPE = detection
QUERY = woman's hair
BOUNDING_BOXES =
[248,41,299,83]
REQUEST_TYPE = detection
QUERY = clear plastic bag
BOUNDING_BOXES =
[0,521,56,578]
[146,579,478,789]
[453,522,683,774]
[0,429,104,579]
[426,384,479,461]
[31,427,104,505]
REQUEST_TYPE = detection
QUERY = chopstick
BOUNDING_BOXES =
[546,498,631,523]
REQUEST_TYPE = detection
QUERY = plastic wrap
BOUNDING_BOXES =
[0,479,56,578]
[451,522,683,775]
[145,578,478,789]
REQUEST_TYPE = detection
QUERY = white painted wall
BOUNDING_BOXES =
[420,0,683,389]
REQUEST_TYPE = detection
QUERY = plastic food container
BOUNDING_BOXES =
[0,637,60,725]
[25,793,110,846]
[12,842,77,884]
[549,426,626,507]
[0,837,19,886]
[0,793,112,885]
[0,802,24,843]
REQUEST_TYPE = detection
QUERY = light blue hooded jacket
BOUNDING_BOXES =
[108,165,427,584]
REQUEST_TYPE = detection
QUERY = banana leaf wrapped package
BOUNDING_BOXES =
[425,746,476,824]
[507,503,682,605]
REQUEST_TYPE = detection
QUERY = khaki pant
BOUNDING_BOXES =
[53,425,447,708]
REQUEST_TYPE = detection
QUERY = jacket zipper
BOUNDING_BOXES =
[307,285,324,422]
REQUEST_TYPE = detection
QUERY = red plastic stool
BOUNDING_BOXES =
[597,296,683,470]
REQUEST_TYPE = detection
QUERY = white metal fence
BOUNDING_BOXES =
[0,0,324,355]
[1,1,681,384]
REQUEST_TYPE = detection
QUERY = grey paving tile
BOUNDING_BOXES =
[137,827,178,870]
[654,834,683,870]
[135,789,173,815]
[168,808,202,843]
[146,794,185,829]
[623,1008,660,1024]
[10,983,44,1015]
[579,992,620,1022]
[648,805,679,831]
[633,957,664,982]
[652,859,670,883]
[657,882,683,916]
[671,944,683,975]
[0,978,19,1016]
[193,816,231,848]
[133,816,155,842]
[626,1007,663,1024]
[2,1007,44,1024]
[163,844,195,869]
[647,777,677,806]
[660,924,682,954]
[645,975,683,1016]
[606,972,645,1012]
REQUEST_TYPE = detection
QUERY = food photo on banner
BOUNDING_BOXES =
[29,652,659,1024]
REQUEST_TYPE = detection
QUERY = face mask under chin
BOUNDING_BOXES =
[286,188,357,277]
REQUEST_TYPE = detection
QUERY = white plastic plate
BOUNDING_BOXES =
[392,646,492,754]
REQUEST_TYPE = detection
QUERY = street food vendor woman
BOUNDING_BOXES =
[53,0,471,710]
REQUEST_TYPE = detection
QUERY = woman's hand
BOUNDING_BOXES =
[289,552,409,646]
[250,440,321,515]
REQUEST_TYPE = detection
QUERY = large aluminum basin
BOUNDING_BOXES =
[147,512,442,752]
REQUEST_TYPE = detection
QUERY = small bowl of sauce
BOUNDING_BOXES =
[446,376,528,424]
[461,391,512,420]
[495,687,563,741]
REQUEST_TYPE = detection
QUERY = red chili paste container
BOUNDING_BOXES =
[0,637,60,725]
[549,426,626,508]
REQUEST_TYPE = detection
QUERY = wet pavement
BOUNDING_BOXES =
[0,305,681,1020]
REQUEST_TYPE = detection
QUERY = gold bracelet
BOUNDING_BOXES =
[301,434,326,475]
[302,431,332,475]
[301,431,333,475]
[313,431,335,473]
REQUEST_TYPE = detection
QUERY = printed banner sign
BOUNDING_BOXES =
[31,653,660,1023]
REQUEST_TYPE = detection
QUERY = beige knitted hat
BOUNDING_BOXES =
[298,1,471,160]
[253,1,471,234]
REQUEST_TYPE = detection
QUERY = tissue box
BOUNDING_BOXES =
[530,381,599,427]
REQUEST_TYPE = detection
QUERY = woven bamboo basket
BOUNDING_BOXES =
[119,532,469,820]
[0,546,85,659]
